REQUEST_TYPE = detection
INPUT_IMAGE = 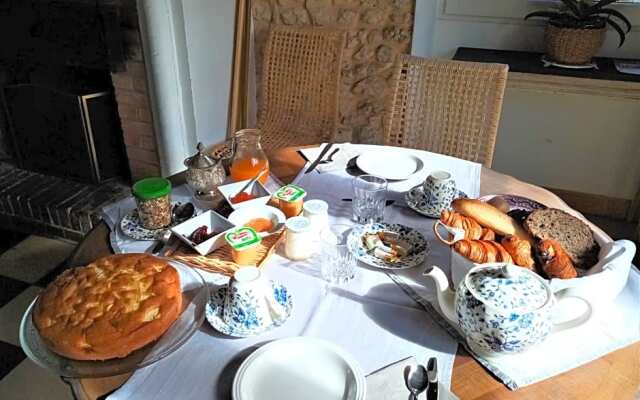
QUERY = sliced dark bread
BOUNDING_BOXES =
[524,208,600,269]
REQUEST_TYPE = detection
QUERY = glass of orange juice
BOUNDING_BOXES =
[230,129,269,184]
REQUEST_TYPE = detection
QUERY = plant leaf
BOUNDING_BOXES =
[596,9,632,32]
[607,18,627,47]
[524,10,563,20]
[591,0,620,10]
[559,0,583,18]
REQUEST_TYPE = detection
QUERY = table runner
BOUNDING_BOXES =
[293,144,640,390]
[104,147,483,399]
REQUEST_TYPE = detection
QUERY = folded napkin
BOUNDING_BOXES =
[298,143,361,173]
[367,357,458,400]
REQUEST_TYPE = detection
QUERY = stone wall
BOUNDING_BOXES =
[110,0,161,181]
[252,0,415,144]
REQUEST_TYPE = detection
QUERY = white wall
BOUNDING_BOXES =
[182,0,235,147]
[413,0,640,201]
[138,0,235,176]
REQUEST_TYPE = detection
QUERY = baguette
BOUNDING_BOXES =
[451,199,534,243]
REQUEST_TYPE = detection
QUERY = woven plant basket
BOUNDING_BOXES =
[545,23,606,65]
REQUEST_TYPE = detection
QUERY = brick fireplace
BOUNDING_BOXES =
[0,0,162,240]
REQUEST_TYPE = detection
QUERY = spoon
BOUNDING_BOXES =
[404,364,429,400]
[172,202,195,222]
[233,169,267,198]
[149,230,172,254]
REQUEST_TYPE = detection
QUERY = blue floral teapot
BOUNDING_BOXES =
[425,263,593,356]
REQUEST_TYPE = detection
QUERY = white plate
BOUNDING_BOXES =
[347,223,429,270]
[356,152,423,181]
[232,337,366,400]
[227,205,286,237]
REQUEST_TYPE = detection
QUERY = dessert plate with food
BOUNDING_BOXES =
[433,197,634,305]
[19,254,207,378]
[347,223,429,270]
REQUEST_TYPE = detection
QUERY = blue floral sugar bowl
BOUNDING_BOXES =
[425,263,592,357]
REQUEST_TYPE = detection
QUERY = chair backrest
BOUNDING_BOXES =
[258,25,345,149]
[385,55,508,167]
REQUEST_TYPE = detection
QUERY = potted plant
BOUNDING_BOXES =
[525,0,631,65]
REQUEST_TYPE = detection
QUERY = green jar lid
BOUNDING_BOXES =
[132,177,171,200]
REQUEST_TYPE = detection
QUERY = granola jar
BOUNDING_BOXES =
[132,177,172,229]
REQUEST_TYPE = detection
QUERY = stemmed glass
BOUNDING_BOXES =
[319,224,356,293]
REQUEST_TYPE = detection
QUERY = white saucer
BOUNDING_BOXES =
[356,151,423,181]
[405,184,467,218]
[205,281,293,338]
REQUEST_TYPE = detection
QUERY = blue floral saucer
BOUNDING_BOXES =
[205,281,293,338]
[405,184,467,218]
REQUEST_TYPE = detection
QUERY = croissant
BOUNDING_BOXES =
[453,239,513,264]
[501,235,535,270]
[440,210,495,241]
[536,239,577,280]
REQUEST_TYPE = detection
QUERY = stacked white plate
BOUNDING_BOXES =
[232,337,366,400]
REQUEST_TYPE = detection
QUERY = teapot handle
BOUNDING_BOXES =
[550,293,592,333]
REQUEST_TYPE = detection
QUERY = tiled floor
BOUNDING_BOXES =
[0,231,75,400]
[0,215,636,400]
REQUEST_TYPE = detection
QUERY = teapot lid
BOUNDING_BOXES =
[184,142,218,169]
[465,264,550,312]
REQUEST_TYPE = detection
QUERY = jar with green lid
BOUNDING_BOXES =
[132,177,172,229]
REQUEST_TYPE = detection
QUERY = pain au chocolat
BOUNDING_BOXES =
[33,254,182,361]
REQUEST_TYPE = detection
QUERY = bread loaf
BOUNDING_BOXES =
[524,208,599,269]
[451,199,534,243]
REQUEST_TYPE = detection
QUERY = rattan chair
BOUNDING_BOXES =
[385,55,509,167]
[258,25,346,150]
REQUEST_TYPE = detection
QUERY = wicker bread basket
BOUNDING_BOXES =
[545,23,606,65]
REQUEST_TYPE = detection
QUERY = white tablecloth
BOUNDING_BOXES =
[106,146,482,399]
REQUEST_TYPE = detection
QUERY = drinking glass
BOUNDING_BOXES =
[320,224,356,285]
[352,175,388,224]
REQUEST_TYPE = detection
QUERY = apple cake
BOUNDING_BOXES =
[33,254,182,361]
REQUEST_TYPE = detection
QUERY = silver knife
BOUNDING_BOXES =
[426,357,438,400]
[304,143,333,174]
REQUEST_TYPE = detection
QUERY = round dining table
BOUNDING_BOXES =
[65,146,640,400]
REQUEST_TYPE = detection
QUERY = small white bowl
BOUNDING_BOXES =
[171,210,235,255]
[228,205,286,237]
[217,179,271,210]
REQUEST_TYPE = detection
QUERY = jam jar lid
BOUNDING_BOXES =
[465,264,550,313]
[132,177,171,200]
[184,142,219,169]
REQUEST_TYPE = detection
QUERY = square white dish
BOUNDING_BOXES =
[217,179,271,210]
[171,210,235,256]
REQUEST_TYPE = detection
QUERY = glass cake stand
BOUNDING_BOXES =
[19,260,207,378]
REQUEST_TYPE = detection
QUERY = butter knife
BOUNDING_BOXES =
[304,143,333,174]
[426,357,438,400]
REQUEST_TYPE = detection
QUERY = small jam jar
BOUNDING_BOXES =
[132,177,172,229]
[274,184,307,218]
[303,199,328,234]
[284,216,313,261]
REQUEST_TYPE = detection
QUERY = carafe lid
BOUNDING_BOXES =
[184,142,218,169]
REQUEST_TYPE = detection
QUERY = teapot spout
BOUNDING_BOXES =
[424,266,457,324]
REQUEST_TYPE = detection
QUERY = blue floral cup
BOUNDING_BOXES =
[222,267,287,332]
[422,171,457,216]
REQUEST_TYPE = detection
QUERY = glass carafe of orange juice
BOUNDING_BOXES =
[230,129,269,184]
